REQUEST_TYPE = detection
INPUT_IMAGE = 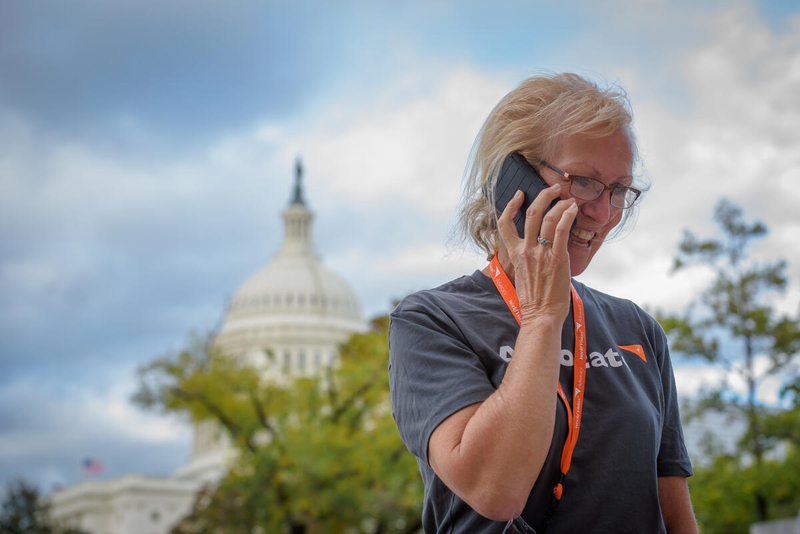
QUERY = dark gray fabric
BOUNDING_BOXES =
[388,270,693,534]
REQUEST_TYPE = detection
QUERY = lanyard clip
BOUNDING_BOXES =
[543,473,566,527]
[552,472,566,501]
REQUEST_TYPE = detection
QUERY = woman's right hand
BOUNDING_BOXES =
[426,185,578,520]
[496,186,578,327]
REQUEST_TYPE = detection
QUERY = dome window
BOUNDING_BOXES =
[286,294,294,306]
[298,294,305,306]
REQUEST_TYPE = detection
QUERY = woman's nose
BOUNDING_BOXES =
[578,190,613,224]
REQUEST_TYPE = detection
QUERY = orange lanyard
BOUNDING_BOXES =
[488,256,586,503]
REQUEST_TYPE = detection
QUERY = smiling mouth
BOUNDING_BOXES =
[570,228,595,249]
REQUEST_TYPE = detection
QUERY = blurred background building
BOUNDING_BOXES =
[48,162,367,534]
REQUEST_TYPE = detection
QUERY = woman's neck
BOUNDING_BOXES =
[481,245,515,285]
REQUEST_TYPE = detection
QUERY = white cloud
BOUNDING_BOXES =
[673,365,727,398]
[0,374,191,460]
[242,62,515,316]
[329,242,481,280]
[328,241,485,308]
[673,354,797,407]
[576,236,719,313]
[0,106,287,249]
[579,3,800,317]
[94,375,193,444]
[272,3,800,324]
[284,65,512,214]
[1,257,60,294]
[256,4,800,335]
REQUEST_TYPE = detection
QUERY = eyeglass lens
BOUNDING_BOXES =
[570,176,636,209]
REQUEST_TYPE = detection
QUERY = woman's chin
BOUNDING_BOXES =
[568,241,597,276]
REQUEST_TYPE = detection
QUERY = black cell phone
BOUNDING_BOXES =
[493,152,560,238]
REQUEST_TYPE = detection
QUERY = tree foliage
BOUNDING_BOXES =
[0,479,88,534]
[134,316,423,534]
[657,199,800,527]
[688,448,800,534]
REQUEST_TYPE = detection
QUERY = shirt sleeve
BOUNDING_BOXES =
[388,301,497,466]
[655,326,694,477]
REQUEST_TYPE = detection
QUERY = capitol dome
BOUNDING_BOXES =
[224,248,363,335]
[214,160,366,371]
[179,159,367,479]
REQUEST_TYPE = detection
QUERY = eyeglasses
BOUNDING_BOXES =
[540,162,642,209]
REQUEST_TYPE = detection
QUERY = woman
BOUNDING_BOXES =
[388,73,697,533]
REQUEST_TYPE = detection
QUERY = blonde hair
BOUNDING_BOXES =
[456,72,645,257]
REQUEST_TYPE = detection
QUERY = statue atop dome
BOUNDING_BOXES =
[291,156,305,206]
[281,158,313,256]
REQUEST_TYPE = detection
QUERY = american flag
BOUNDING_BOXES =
[81,458,104,474]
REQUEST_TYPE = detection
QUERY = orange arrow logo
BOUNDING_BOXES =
[617,344,647,363]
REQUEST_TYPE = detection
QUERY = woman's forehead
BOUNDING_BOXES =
[550,131,634,172]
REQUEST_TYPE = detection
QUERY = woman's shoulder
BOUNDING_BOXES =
[575,280,663,331]
[392,270,498,318]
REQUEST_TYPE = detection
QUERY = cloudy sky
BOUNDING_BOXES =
[2,0,799,494]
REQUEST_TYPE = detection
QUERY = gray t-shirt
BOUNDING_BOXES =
[388,270,692,533]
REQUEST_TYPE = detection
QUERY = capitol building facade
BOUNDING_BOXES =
[49,162,367,534]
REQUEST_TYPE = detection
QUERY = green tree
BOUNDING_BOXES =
[658,199,800,529]
[0,479,88,534]
[688,448,800,534]
[134,316,423,534]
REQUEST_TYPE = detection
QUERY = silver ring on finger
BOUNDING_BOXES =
[538,236,553,246]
